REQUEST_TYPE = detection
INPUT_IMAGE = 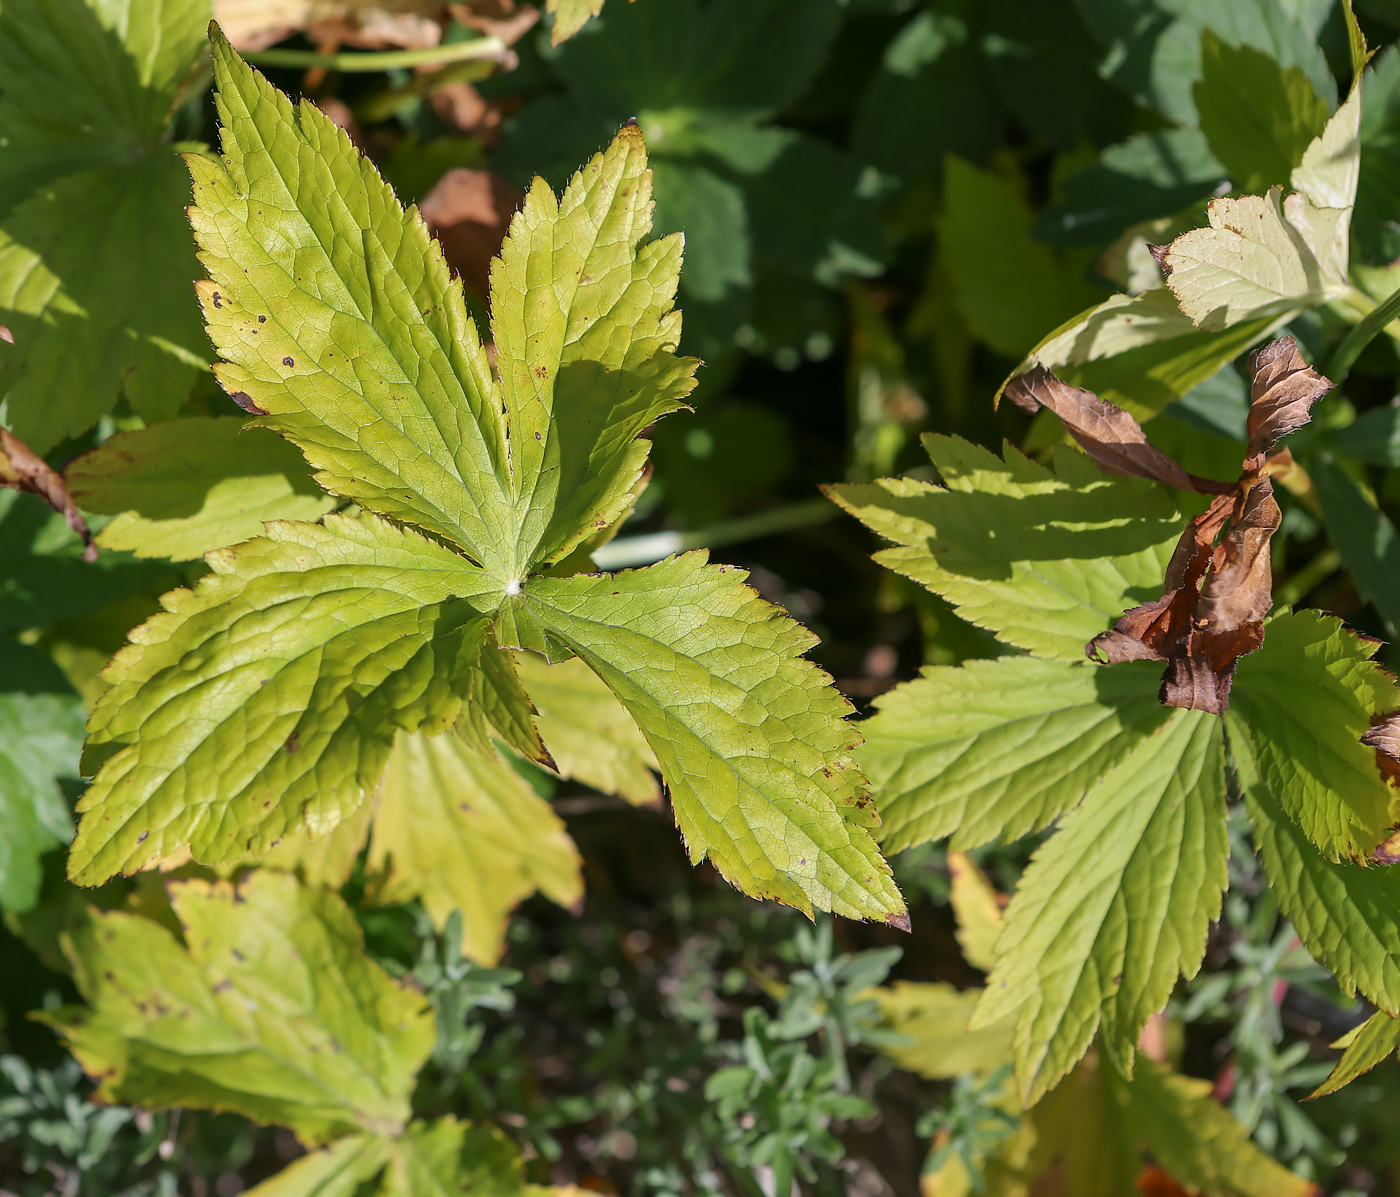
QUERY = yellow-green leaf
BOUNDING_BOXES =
[514,651,660,806]
[1311,1011,1400,1097]
[368,730,583,965]
[67,417,335,561]
[40,871,434,1144]
[874,982,1014,1079]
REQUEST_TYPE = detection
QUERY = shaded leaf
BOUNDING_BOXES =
[859,656,1169,853]
[68,514,495,886]
[1312,454,1400,634]
[40,871,435,1143]
[368,730,583,965]
[66,417,335,562]
[382,1117,527,1197]
[1194,30,1329,193]
[974,710,1228,1102]
[0,691,83,912]
[829,437,1182,661]
[510,552,906,924]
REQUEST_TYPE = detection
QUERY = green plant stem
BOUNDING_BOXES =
[1275,547,1342,607]
[590,498,837,570]
[1327,282,1400,381]
[244,38,508,73]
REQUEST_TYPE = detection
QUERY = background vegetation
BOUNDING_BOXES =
[4,0,1400,1193]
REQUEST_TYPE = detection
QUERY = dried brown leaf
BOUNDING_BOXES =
[1003,367,1229,493]
[419,168,523,300]
[2,428,96,561]
[1245,337,1332,470]
[0,324,13,344]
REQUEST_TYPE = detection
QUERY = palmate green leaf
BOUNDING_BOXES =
[508,552,905,923]
[368,729,583,965]
[0,691,83,912]
[67,513,496,885]
[973,710,1228,1104]
[1230,610,1400,862]
[513,651,660,806]
[1311,1011,1400,1098]
[828,437,1181,660]
[859,657,1169,854]
[1194,29,1329,193]
[190,31,697,582]
[0,0,211,452]
[1114,1059,1314,1197]
[1233,728,1400,1015]
[40,870,435,1143]
[66,416,335,561]
[75,35,897,923]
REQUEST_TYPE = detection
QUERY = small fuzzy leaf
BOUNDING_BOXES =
[510,552,905,923]
[368,730,583,965]
[513,651,659,806]
[1230,610,1400,862]
[859,656,1169,853]
[67,417,335,561]
[1235,729,1400,1015]
[873,982,1014,1079]
[68,513,497,886]
[40,871,435,1144]
[829,437,1182,660]
[1117,1058,1316,1197]
[1311,1011,1400,1098]
[974,710,1227,1103]
[242,1135,392,1197]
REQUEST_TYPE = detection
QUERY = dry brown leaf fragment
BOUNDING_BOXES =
[1075,338,1319,714]
[1003,367,1228,494]
[2,428,96,561]
[419,168,523,300]
[0,324,13,344]
[1244,338,1333,470]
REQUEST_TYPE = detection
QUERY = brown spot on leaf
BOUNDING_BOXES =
[212,291,222,308]
[285,732,301,753]
[228,390,268,416]
[283,356,295,368]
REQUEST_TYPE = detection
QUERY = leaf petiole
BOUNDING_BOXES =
[1327,281,1400,381]
[244,37,509,73]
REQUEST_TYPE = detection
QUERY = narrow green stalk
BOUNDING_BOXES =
[1275,547,1342,606]
[591,497,838,570]
[244,38,508,73]
[1327,281,1400,381]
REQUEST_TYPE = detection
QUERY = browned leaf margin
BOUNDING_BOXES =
[1004,337,1331,715]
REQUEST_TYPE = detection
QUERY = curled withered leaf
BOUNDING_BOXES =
[1,428,96,561]
[0,323,12,344]
[1245,337,1332,471]
[1003,367,1229,494]
[1363,714,1400,800]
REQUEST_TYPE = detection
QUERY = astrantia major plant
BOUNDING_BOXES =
[64,29,907,935]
